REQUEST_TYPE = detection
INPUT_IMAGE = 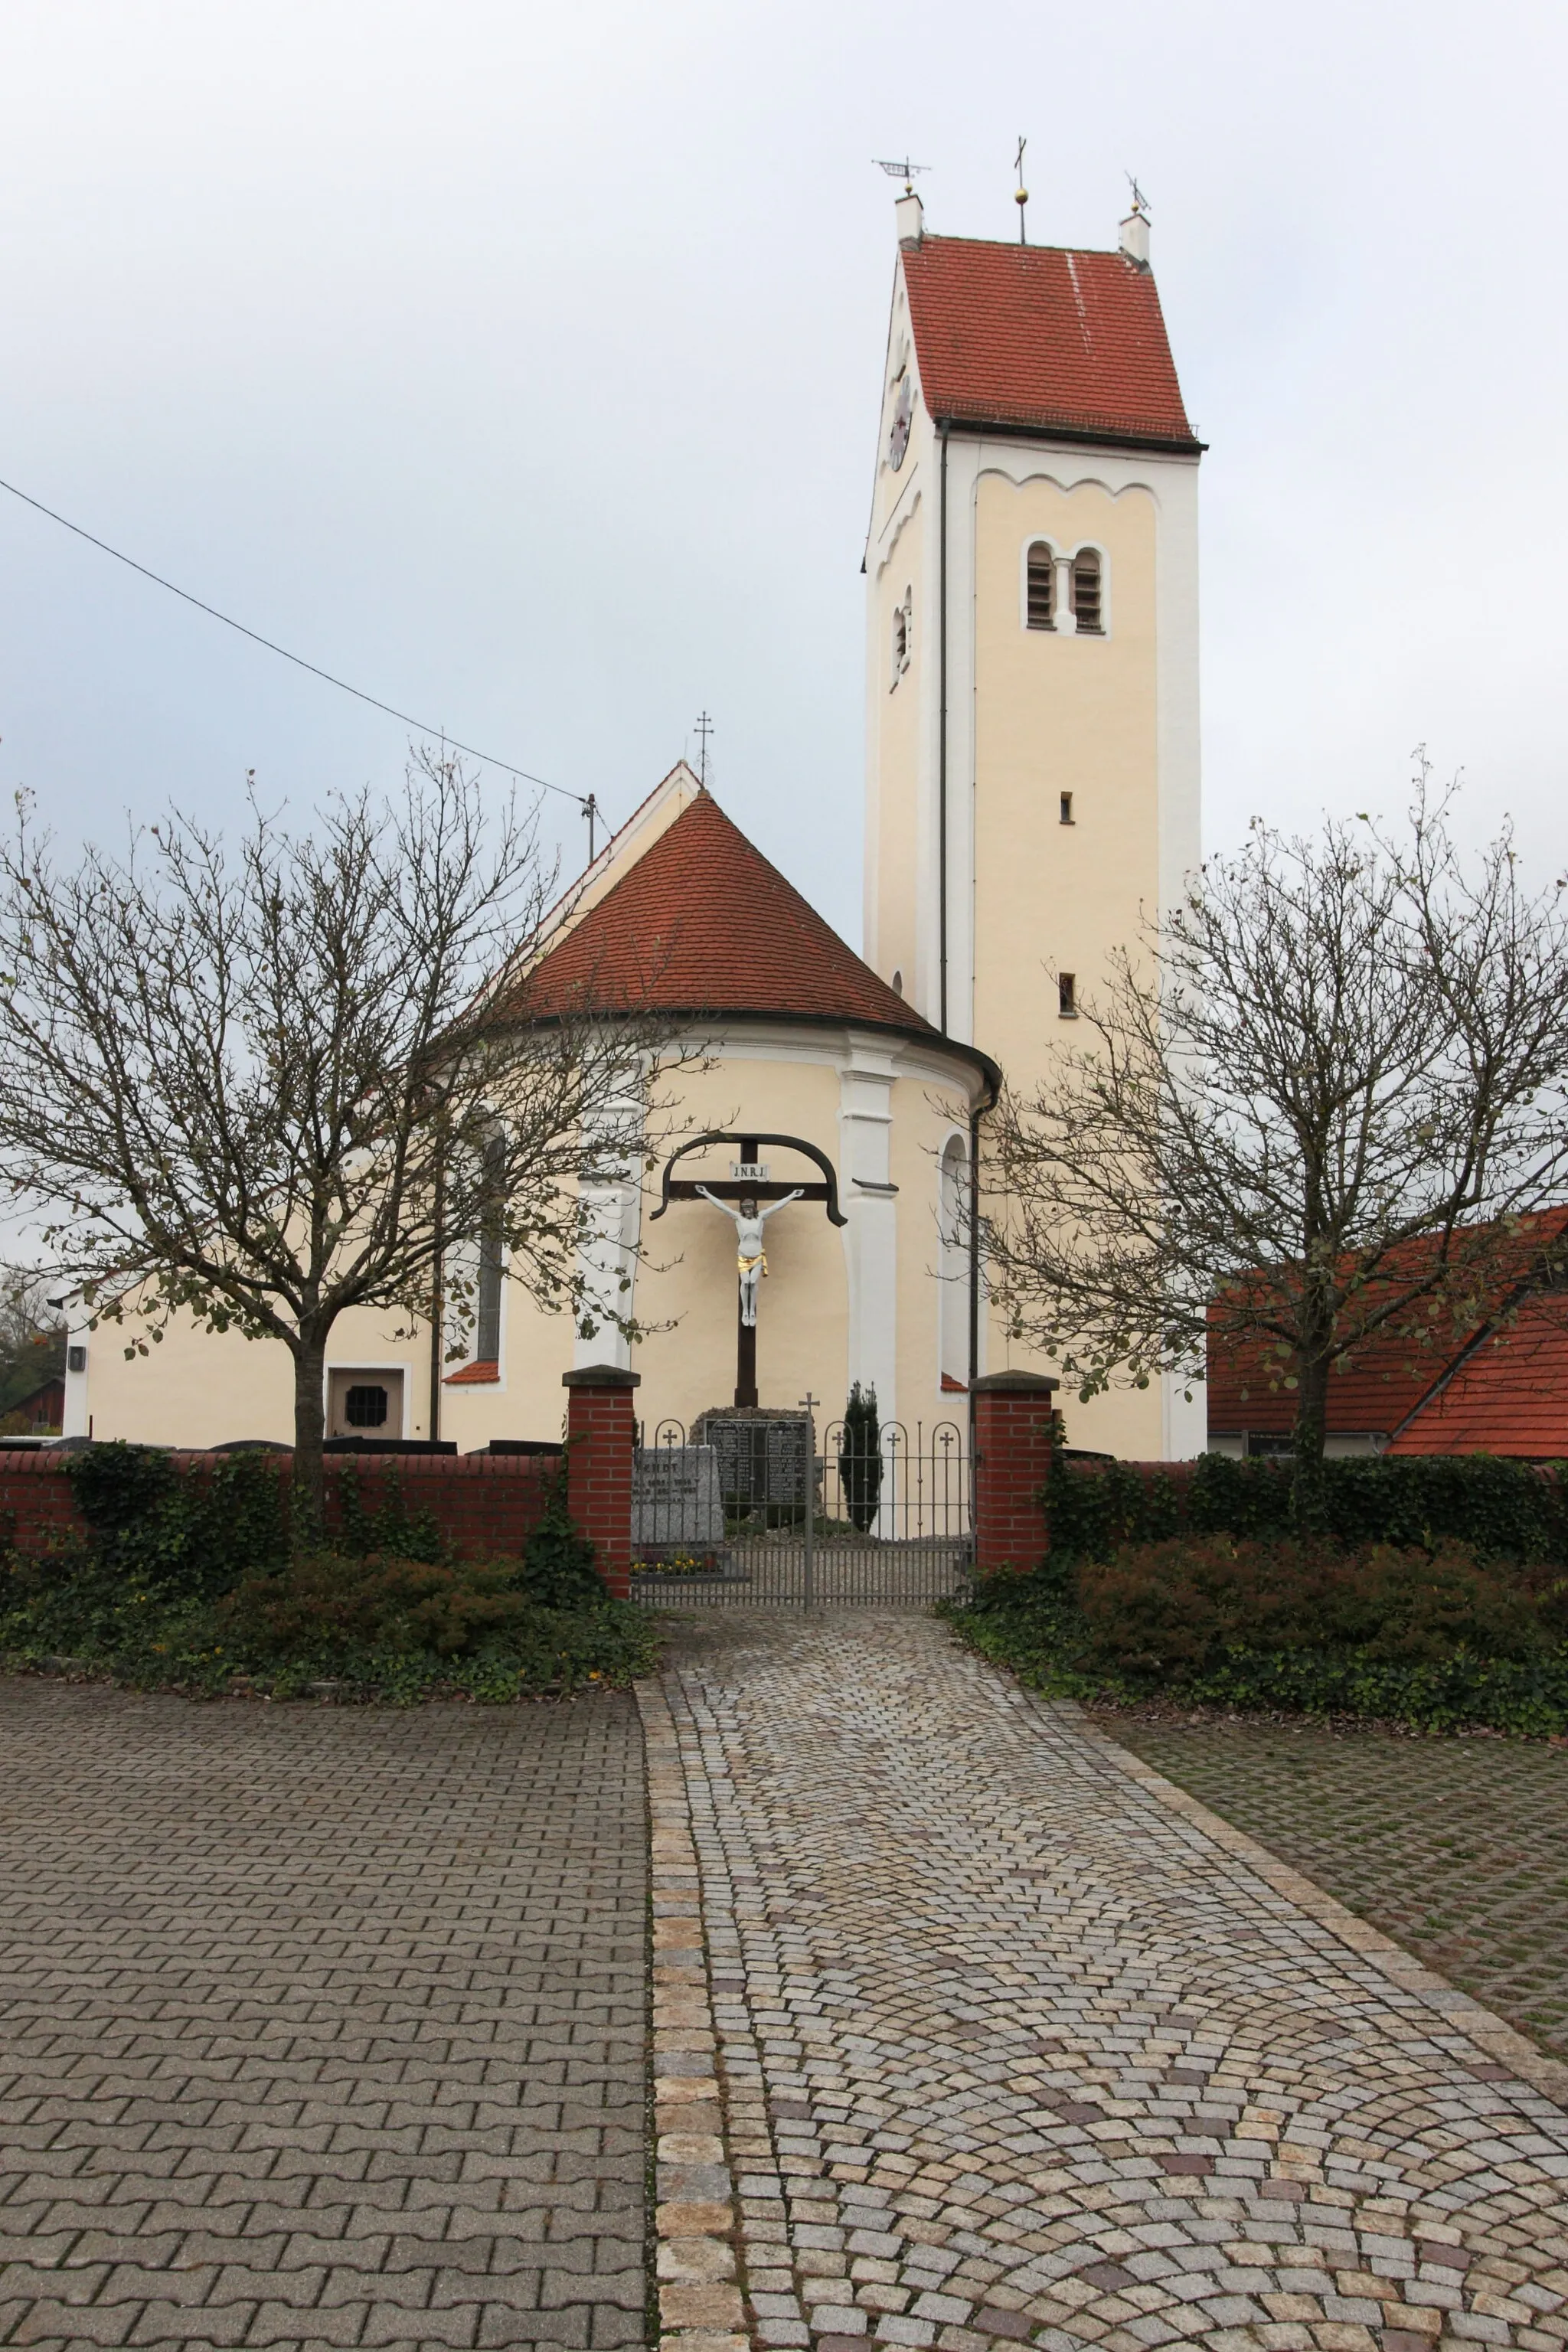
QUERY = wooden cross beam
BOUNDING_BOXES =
[662,1178,831,1206]
[650,1130,847,1406]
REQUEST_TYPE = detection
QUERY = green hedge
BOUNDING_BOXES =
[2,1442,656,1699]
[1048,1450,1568,1563]
[946,1534,1568,1734]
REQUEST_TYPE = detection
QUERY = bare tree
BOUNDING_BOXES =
[0,752,676,1526]
[985,769,1568,1527]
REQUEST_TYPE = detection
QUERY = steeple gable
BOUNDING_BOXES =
[900,236,1198,452]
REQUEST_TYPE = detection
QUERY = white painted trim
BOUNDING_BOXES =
[936,1128,969,1390]
[63,1317,90,1439]
[1160,1370,1207,1461]
[872,484,922,580]
[324,1362,412,1440]
[838,1051,899,1440]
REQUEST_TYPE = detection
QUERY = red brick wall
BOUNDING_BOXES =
[0,1448,564,1563]
[972,1374,1061,1576]
[563,1368,639,1601]
[0,1452,92,1550]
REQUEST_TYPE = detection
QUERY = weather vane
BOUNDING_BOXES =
[1014,136,1029,244]
[1125,172,1151,217]
[693,710,714,789]
[874,157,930,196]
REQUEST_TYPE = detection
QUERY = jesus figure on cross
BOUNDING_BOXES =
[696,1187,804,1327]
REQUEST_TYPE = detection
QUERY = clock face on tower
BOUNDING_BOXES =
[887,373,913,470]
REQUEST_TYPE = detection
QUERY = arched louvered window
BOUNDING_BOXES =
[1026,541,1056,629]
[939,1134,969,1387]
[1071,548,1103,635]
[475,1130,506,1363]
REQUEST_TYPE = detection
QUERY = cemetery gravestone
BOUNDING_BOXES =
[632,1445,724,1553]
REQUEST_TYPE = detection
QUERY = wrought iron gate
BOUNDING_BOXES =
[629,1414,972,1609]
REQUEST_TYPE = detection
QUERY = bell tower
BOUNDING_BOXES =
[863,187,1204,1457]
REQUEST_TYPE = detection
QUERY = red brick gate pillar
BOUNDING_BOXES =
[562,1365,640,1600]
[972,1370,1060,1577]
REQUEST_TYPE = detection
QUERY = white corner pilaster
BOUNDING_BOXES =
[573,1064,645,1371]
[838,1041,899,1428]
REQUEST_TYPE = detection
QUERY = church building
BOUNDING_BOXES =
[64,188,1204,1462]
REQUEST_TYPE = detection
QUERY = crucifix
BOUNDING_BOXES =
[650,1130,848,1407]
[694,1184,804,1331]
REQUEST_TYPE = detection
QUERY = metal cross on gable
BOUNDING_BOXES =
[693,710,713,787]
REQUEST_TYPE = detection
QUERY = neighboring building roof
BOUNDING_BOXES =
[511,788,965,1054]
[900,236,1200,452]
[1206,1210,1568,1442]
[1207,1320,1450,1440]
[1387,1298,1568,1459]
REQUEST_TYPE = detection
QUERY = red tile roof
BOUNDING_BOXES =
[901,237,1199,451]
[513,789,943,1042]
[1207,1316,1457,1439]
[1390,1299,1568,1459]
[1207,1211,1568,1442]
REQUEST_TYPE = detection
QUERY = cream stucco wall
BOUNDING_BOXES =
[74,1298,434,1451]
[970,472,1158,1089]
[69,1023,985,1459]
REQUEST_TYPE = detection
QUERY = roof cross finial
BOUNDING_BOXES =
[693,710,714,789]
[874,156,929,196]
[1014,136,1029,245]
[1125,172,1150,217]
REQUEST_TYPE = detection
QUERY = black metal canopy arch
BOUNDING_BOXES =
[649,1131,848,1227]
[649,1131,846,1406]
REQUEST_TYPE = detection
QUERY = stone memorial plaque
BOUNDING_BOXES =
[632,1446,723,1550]
[696,1413,812,1511]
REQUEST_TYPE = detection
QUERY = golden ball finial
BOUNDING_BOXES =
[1015,185,1028,206]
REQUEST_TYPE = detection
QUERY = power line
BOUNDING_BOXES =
[0,472,589,808]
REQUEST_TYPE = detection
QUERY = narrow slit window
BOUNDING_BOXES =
[1026,541,1056,629]
[1071,549,1103,634]
[1058,972,1077,1018]
[1060,792,1074,825]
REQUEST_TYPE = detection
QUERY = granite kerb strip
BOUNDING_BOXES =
[1018,1683,1568,2112]
[639,1671,753,2352]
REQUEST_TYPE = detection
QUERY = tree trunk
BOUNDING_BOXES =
[291,1331,328,1550]
[1289,1346,1333,1540]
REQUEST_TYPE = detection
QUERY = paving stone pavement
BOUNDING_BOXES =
[656,1612,1568,2352]
[0,1677,650,2352]
[1087,1716,1568,2068]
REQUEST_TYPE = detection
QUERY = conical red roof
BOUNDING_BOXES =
[514,789,938,1040]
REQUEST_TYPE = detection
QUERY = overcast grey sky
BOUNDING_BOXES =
[1,0,1563,945]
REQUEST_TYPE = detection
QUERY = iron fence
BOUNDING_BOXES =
[630,1414,972,1609]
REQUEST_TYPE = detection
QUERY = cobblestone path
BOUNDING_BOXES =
[657,1614,1568,2352]
[1092,1716,1568,2067]
[0,1678,648,2352]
